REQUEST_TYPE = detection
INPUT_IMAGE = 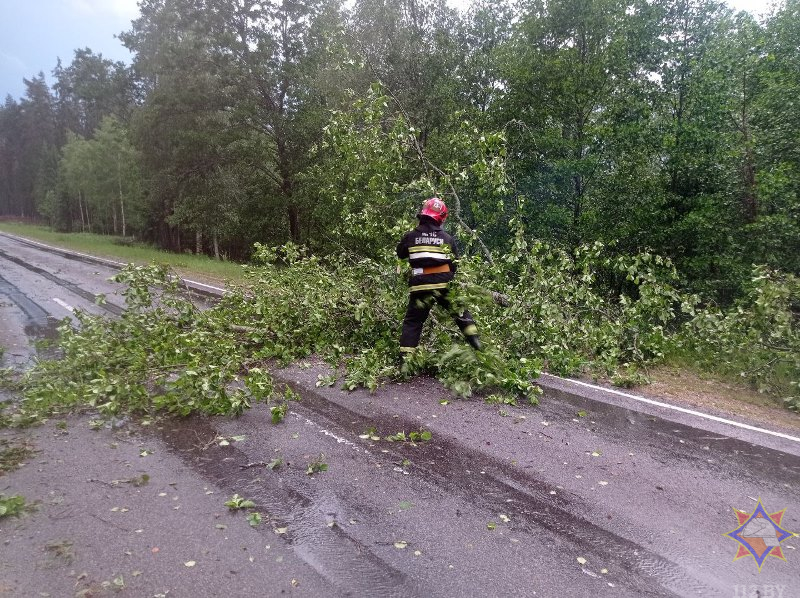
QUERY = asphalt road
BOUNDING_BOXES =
[0,231,799,597]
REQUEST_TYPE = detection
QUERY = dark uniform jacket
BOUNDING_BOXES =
[396,218,459,293]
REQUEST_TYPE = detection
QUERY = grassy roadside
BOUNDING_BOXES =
[0,221,247,285]
[637,363,800,432]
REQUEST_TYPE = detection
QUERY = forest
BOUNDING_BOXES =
[0,0,798,412]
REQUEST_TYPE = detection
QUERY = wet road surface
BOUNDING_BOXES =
[0,233,126,368]
[1,232,799,597]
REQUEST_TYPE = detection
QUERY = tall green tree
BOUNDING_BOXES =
[32,142,61,227]
[121,0,348,256]
[500,0,644,245]
[9,74,59,218]
[654,0,754,298]
[52,48,135,140]
[0,97,24,216]
[59,118,145,235]
[347,0,464,147]
[90,116,145,236]
[746,0,800,275]
[59,131,93,230]
[457,0,513,120]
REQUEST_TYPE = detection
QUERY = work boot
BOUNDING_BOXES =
[466,335,482,351]
[398,348,415,375]
[399,356,411,375]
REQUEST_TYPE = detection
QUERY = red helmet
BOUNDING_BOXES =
[418,197,448,224]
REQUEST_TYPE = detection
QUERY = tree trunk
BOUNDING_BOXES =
[572,173,583,244]
[78,191,85,232]
[118,153,127,237]
[277,133,300,243]
[196,230,203,255]
[741,145,757,222]
[571,121,586,245]
[213,232,220,260]
[288,205,300,243]
[739,71,757,223]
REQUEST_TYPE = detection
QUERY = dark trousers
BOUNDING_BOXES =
[399,289,478,351]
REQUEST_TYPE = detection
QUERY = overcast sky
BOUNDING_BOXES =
[0,0,139,100]
[0,0,778,102]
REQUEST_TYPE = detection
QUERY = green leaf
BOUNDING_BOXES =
[247,512,263,527]
[225,494,256,510]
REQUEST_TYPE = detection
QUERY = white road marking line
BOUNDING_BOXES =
[52,297,75,312]
[544,374,800,443]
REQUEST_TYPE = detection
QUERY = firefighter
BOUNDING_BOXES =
[396,197,481,360]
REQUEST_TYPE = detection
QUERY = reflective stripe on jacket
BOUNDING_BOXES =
[396,218,458,292]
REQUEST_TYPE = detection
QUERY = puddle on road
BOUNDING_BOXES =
[153,415,420,598]
[25,317,65,361]
[0,272,65,369]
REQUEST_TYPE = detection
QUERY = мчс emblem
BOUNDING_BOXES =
[724,498,796,571]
